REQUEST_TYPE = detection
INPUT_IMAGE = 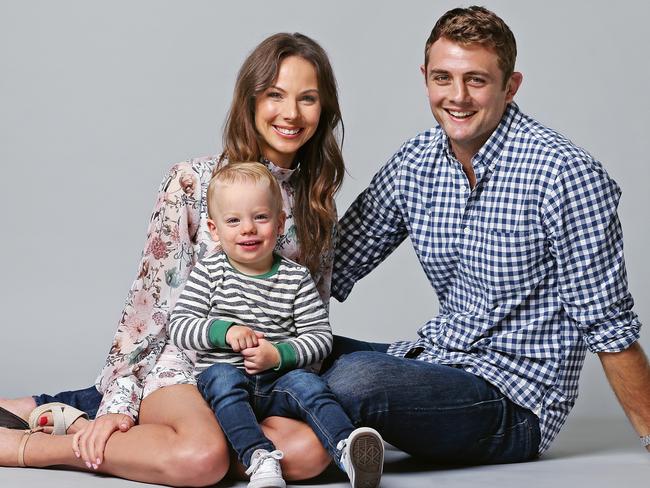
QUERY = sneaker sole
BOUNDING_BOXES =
[349,430,384,488]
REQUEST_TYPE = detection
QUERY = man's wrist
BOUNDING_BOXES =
[640,434,650,449]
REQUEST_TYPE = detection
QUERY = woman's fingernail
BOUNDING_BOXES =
[38,415,48,426]
[92,463,98,470]
[74,451,80,458]
[85,462,92,469]
[96,458,101,465]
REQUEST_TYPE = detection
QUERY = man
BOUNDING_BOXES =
[324,6,649,463]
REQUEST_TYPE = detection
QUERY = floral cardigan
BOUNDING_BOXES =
[94,155,333,420]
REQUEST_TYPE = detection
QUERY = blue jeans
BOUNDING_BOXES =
[321,335,541,465]
[33,385,103,419]
[197,363,355,468]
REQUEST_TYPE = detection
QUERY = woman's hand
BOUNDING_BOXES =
[226,325,264,352]
[72,413,134,469]
[241,338,280,374]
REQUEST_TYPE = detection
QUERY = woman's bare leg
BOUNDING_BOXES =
[228,416,331,481]
[0,397,36,421]
[0,396,89,433]
[1,385,229,487]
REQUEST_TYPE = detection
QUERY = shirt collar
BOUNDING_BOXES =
[261,157,299,183]
[440,102,520,170]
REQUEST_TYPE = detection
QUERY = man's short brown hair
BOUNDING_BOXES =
[424,6,517,87]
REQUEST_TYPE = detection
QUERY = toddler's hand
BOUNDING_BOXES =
[242,338,280,374]
[226,325,264,352]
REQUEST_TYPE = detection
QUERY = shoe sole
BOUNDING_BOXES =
[349,430,384,488]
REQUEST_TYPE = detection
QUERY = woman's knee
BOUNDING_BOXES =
[161,436,230,486]
[261,416,330,481]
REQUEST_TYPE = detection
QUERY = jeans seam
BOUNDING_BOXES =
[476,418,528,444]
[362,396,505,420]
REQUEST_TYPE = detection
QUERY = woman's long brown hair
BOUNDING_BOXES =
[220,33,344,275]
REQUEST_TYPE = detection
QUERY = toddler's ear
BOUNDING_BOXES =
[207,219,220,243]
[277,211,286,235]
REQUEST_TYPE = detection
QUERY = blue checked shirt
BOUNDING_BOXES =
[332,103,641,453]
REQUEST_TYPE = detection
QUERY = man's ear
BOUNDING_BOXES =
[420,64,428,85]
[207,218,220,243]
[505,71,523,103]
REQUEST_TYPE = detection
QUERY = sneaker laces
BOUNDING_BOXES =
[336,439,349,469]
[245,449,284,477]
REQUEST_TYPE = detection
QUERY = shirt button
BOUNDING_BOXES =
[463,226,471,235]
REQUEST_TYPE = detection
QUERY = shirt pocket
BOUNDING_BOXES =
[462,226,546,297]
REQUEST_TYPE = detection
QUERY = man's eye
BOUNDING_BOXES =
[433,75,449,83]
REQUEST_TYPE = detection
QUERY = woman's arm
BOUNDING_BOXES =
[95,161,206,421]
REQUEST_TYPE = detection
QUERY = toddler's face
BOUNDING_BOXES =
[207,180,285,275]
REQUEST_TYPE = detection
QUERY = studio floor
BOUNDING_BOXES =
[1,417,648,488]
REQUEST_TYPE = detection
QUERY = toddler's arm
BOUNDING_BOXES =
[167,259,225,351]
[275,270,333,371]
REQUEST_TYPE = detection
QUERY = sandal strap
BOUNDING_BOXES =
[18,427,43,467]
[28,402,88,435]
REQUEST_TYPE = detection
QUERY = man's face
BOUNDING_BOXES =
[422,38,522,163]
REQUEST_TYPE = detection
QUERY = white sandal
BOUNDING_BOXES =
[28,402,88,435]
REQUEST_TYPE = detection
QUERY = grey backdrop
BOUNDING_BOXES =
[1,0,648,433]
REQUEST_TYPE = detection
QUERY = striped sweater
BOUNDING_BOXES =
[168,252,332,374]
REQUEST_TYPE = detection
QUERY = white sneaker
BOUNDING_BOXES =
[245,449,286,488]
[338,427,384,488]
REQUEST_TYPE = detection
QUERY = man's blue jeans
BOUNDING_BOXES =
[34,335,540,465]
[33,385,103,419]
[197,363,355,468]
[321,336,541,465]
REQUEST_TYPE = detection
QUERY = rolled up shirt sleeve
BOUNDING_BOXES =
[543,155,641,353]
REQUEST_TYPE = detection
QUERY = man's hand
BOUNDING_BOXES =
[226,325,264,352]
[241,338,281,374]
[72,413,134,469]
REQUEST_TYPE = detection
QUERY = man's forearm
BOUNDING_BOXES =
[599,341,650,449]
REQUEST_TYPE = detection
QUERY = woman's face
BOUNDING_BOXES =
[255,56,321,169]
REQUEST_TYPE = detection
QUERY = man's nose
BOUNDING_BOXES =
[450,80,470,103]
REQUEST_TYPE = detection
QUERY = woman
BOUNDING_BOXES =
[0,32,343,486]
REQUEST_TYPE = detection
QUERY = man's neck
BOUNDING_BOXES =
[450,144,479,189]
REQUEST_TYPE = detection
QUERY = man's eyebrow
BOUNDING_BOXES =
[464,70,491,78]
[427,68,492,78]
